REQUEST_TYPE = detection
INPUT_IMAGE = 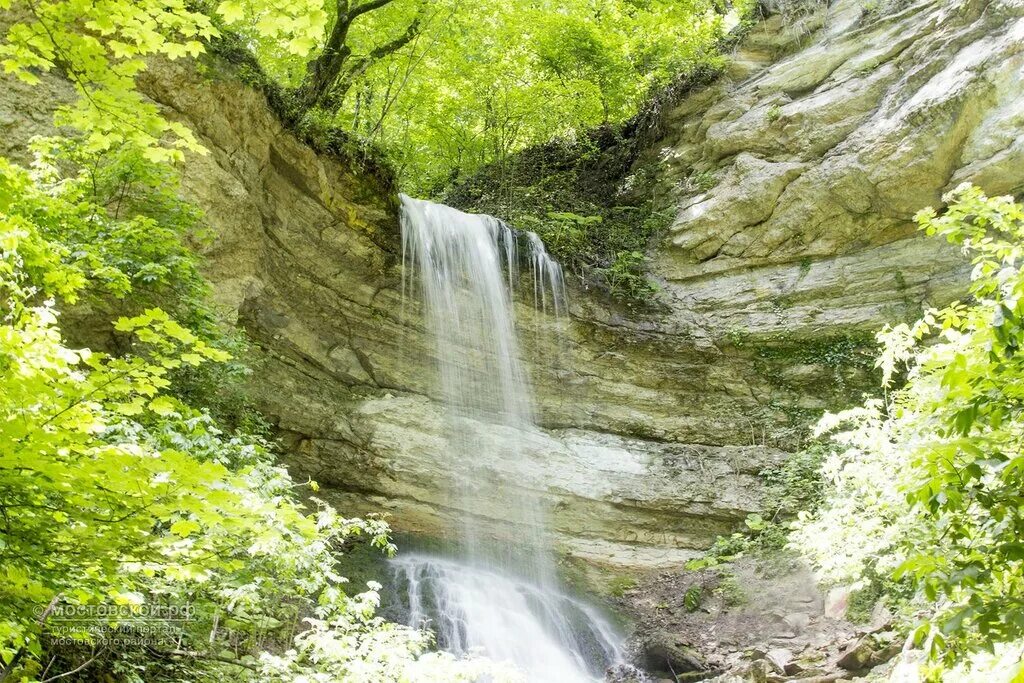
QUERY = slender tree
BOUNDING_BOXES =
[298,0,423,110]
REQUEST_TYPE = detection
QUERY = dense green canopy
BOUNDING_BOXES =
[275,0,740,190]
[1,0,747,190]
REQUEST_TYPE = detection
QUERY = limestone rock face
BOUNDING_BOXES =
[3,0,1021,571]
[285,392,781,568]
[648,0,1024,338]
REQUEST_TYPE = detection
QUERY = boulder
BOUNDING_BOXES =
[641,633,708,676]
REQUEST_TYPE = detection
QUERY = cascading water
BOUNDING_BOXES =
[396,196,623,681]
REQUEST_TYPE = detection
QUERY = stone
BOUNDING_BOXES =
[783,612,811,634]
[835,642,872,672]
[870,600,895,630]
[824,586,852,620]
[765,648,793,674]
[641,633,707,676]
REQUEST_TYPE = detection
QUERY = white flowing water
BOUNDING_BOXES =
[397,196,623,681]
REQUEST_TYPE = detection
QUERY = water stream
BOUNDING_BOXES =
[396,196,623,681]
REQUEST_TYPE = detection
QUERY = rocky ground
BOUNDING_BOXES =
[613,553,906,682]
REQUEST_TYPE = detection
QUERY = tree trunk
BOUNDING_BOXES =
[297,0,418,112]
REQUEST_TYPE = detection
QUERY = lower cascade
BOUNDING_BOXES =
[397,196,624,681]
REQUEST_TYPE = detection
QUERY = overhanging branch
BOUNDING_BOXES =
[298,0,419,111]
[349,0,397,21]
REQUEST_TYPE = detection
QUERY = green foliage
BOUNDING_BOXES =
[313,0,747,191]
[683,586,702,612]
[4,140,255,429]
[726,326,748,347]
[214,0,327,58]
[0,150,517,681]
[598,250,658,301]
[686,532,753,571]
[0,0,382,172]
[18,138,208,319]
[1,219,285,674]
[791,185,1024,673]
[684,512,790,571]
[532,212,599,259]
[1,0,217,160]
[607,575,638,598]
[843,566,889,624]
[760,442,831,517]
[714,573,746,607]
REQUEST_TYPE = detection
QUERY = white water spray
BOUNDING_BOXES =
[397,196,622,681]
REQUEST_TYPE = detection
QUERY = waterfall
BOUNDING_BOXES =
[396,196,623,681]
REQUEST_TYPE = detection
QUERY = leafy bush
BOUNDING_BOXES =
[7,140,260,432]
[791,185,1024,671]
[683,586,703,612]
[0,150,511,681]
[597,250,658,301]
[25,138,210,317]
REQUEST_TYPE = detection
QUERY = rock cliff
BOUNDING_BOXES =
[3,0,1021,572]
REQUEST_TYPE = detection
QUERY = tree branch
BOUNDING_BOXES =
[41,647,105,683]
[324,17,421,108]
[299,2,420,111]
[367,17,422,61]
[349,0,396,21]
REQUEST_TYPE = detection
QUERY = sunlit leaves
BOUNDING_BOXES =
[215,0,327,57]
[792,186,1024,670]
[290,0,741,190]
[0,0,221,158]
[1,0,322,160]
[216,0,245,24]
